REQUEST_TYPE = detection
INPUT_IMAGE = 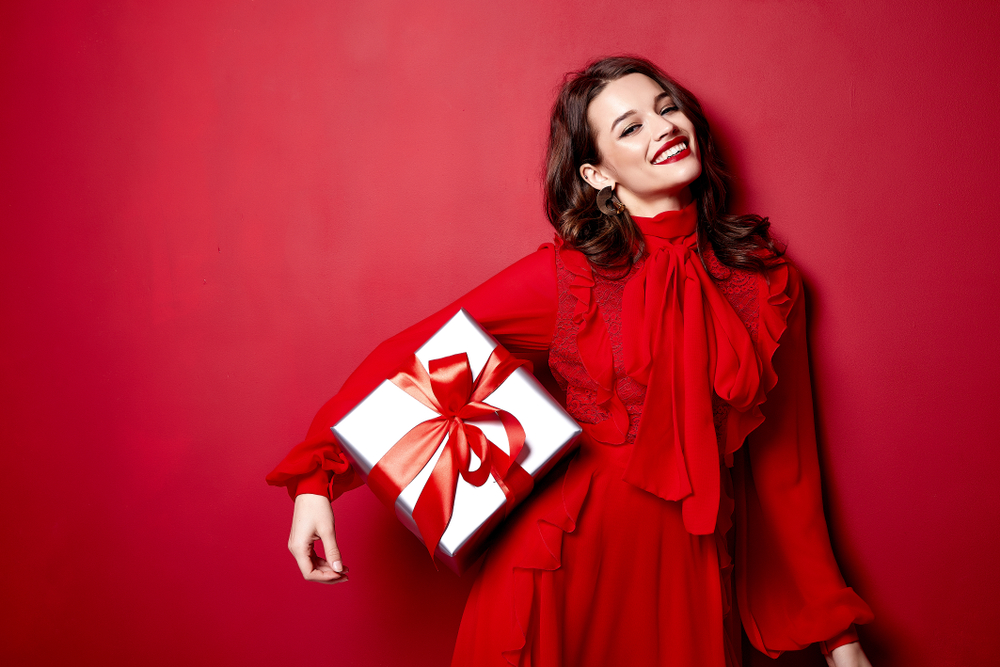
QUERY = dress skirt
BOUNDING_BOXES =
[451,434,739,667]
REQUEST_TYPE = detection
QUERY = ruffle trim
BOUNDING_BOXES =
[751,589,874,657]
[720,259,800,466]
[501,451,595,666]
[555,239,630,444]
[555,237,802,470]
[265,437,360,501]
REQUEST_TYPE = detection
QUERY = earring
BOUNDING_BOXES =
[596,186,626,215]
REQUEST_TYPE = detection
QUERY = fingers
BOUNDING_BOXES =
[319,526,344,576]
[308,543,350,585]
[290,537,348,584]
[290,540,321,581]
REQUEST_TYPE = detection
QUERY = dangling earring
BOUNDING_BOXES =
[596,186,626,215]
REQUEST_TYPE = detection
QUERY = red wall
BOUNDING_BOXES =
[2,1,997,665]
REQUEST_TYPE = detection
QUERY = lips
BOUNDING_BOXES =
[652,136,691,165]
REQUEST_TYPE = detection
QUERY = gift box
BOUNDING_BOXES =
[332,308,581,574]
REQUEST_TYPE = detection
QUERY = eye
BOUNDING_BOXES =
[659,104,679,116]
[620,123,640,138]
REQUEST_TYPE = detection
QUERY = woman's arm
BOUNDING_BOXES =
[266,244,559,501]
[269,245,559,582]
[733,265,875,657]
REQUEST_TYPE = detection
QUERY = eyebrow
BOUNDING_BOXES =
[609,92,674,133]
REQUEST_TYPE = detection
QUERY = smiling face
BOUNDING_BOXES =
[579,73,702,216]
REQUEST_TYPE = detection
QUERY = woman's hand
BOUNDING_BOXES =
[825,642,872,667]
[288,493,349,584]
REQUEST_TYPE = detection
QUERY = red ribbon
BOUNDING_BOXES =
[366,346,534,560]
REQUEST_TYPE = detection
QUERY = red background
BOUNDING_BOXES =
[2,1,998,665]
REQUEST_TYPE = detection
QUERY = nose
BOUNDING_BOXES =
[650,111,676,140]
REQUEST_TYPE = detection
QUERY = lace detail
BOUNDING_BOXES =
[549,250,613,426]
[593,261,647,442]
[549,245,761,447]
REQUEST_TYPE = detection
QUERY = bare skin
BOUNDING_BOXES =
[827,642,874,667]
[288,493,348,584]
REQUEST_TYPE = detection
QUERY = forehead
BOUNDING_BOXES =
[588,73,668,129]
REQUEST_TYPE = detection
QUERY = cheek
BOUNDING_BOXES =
[620,144,650,171]
[599,146,637,179]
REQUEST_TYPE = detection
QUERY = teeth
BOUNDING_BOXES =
[654,141,687,164]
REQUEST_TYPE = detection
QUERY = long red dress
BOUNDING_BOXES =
[267,204,874,666]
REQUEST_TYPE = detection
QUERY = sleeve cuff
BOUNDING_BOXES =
[820,624,859,656]
[288,468,332,500]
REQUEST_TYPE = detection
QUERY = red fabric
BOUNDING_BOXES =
[266,209,873,664]
[732,261,876,657]
[619,206,766,534]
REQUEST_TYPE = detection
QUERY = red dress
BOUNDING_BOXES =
[267,204,874,667]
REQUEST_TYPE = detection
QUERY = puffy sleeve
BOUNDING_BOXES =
[733,263,875,657]
[265,245,559,501]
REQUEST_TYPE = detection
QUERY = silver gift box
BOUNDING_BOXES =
[332,308,581,574]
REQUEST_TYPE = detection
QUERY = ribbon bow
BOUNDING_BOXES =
[622,235,763,535]
[366,346,533,559]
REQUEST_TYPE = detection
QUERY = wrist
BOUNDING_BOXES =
[828,641,870,667]
[820,625,859,655]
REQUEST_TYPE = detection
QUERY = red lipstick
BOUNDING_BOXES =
[652,136,691,165]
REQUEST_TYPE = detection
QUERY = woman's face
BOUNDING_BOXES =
[580,73,701,216]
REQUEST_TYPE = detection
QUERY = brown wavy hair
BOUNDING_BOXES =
[544,56,783,273]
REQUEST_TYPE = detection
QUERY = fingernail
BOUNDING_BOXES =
[333,560,343,572]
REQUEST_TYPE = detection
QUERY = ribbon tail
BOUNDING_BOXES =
[678,268,723,535]
[411,439,461,560]
[495,461,534,517]
[623,361,694,502]
[623,262,694,502]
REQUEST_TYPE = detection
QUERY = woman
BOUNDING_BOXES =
[267,56,875,667]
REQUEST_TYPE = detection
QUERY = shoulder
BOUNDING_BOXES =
[465,243,559,304]
[550,237,593,281]
[488,243,556,280]
[702,245,803,304]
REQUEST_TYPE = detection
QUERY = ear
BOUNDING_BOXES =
[579,163,615,192]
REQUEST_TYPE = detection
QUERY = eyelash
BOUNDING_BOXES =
[620,105,679,138]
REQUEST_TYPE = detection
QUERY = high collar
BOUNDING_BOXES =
[630,201,698,241]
